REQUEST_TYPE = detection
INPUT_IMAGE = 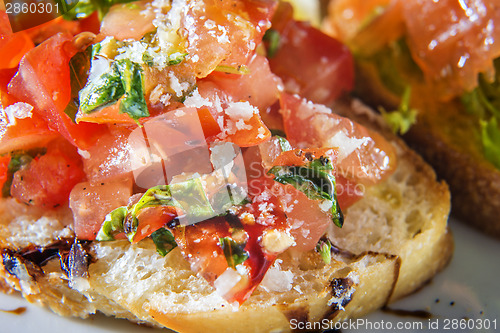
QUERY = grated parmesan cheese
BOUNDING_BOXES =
[225,101,257,121]
[2,102,34,126]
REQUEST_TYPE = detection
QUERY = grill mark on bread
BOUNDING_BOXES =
[385,255,401,305]
[322,277,355,320]
[0,239,92,282]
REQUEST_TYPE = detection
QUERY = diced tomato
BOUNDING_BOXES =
[254,144,339,251]
[281,93,397,185]
[400,0,500,97]
[0,67,19,106]
[183,0,277,78]
[271,182,333,251]
[11,140,86,208]
[268,3,354,105]
[0,11,34,69]
[82,125,134,183]
[0,111,59,155]
[336,175,364,209]
[70,178,133,240]
[271,148,338,169]
[7,33,107,149]
[226,113,271,147]
[0,154,10,189]
[203,54,283,113]
[75,103,141,125]
[133,205,179,243]
[197,107,222,138]
[326,0,399,49]
[196,81,271,147]
[100,1,155,41]
[171,184,289,304]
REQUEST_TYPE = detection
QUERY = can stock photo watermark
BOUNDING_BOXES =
[2,0,78,32]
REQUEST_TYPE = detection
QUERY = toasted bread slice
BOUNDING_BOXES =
[0,0,453,329]
[0,99,452,332]
[349,56,500,238]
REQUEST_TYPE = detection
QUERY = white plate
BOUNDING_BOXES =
[1,218,499,333]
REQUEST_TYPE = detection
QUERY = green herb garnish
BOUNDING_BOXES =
[268,155,344,228]
[65,46,92,122]
[480,117,500,169]
[96,178,215,243]
[151,228,177,256]
[316,239,332,264]
[58,0,140,20]
[461,57,500,169]
[79,60,125,113]
[379,86,418,135]
[214,65,250,75]
[79,56,149,121]
[115,59,149,121]
[219,236,249,268]
[263,29,281,58]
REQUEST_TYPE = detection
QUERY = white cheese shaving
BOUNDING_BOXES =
[183,89,213,108]
[1,102,33,126]
[259,260,294,292]
[326,131,370,161]
[225,101,257,121]
[214,268,242,297]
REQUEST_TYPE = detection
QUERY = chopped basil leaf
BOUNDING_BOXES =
[268,157,344,228]
[269,129,287,138]
[65,46,92,122]
[167,52,188,66]
[263,29,280,58]
[79,37,150,121]
[96,178,216,243]
[480,117,500,169]
[79,60,125,113]
[58,0,94,20]
[461,57,500,169]
[275,136,292,152]
[115,59,150,121]
[379,86,418,135]
[316,239,332,265]
[219,236,249,268]
[58,0,140,20]
[151,228,177,256]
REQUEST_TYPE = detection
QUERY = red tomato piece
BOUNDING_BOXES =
[133,205,178,243]
[171,184,289,304]
[0,12,34,69]
[82,125,134,183]
[0,154,10,190]
[268,3,354,105]
[11,141,86,208]
[70,178,133,240]
[183,0,277,78]
[271,148,338,168]
[336,174,364,209]
[0,112,59,155]
[281,93,397,185]
[7,33,106,149]
[100,1,156,41]
[196,81,271,147]
[203,54,283,113]
[401,0,500,97]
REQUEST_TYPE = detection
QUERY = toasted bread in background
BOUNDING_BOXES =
[0,99,452,332]
[324,0,500,238]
